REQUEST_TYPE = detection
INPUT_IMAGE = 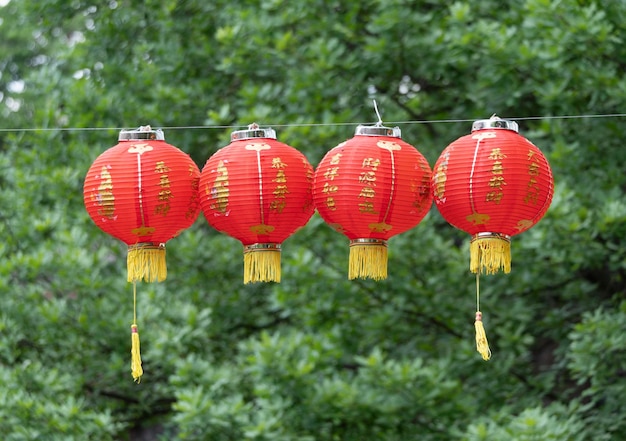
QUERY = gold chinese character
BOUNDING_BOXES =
[324,167,339,181]
[159,175,171,187]
[269,199,287,213]
[326,197,336,210]
[158,189,173,201]
[272,157,287,169]
[488,176,506,189]
[488,148,507,160]
[330,153,342,165]
[273,170,287,183]
[155,161,170,173]
[358,200,377,213]
[528,162,540,176]
[358,171,377,185]
[322,183,338,194]
[358,187,376,198]
[527,150,536,160]
[362,157,381,170]
[524,192,538,204]
[485,191,503,204]
[273,184,289,198]
[492,161,504,175]
[154,204,171,215]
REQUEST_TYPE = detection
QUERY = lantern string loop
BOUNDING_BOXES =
[474,273,491,361]
[372,100,384,126]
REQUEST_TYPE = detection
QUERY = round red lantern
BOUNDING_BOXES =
[84,125,201,381]
[432,116,554,359]
[432,116,554,273]
[84,126,201,282]
[313,124,433,280]
[199,124,315,283]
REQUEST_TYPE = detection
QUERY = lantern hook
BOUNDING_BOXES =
[373,100,383,126]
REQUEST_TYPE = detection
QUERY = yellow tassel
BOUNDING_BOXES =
[470,234,511,275]
[349,239,387,280]
[131,324,143,382]
[243,244,281,284]
[475,311,491,360]
[127,243,167,283]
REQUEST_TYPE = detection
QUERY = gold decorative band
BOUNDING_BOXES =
[244,243,281,253]
[128,242,166,251]
[470,232,510,243]
[349,238,388,247]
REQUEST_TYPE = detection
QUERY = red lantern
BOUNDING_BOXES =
[84,126,201,381]
[199,124,315,283]
[313,124,433,280]
[432,116,554,359]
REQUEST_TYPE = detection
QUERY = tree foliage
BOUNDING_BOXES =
[1,0,625,440]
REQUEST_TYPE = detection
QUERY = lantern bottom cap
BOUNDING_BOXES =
[349,240,388,281]
[127,243,167,283]
[243,244,281,284]
[470,234,511,275]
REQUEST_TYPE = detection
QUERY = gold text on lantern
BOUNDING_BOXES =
[323,153,342,211]
[96,166,115,219]
[208,160,229,213]
[523,149,541,204]
[270,157,289,213]
[358,157,379,214]
[485,150,506,204]
[155,161,170,174]
[186,176,201,219]
[488,148,507,160]
[155,163,172,216]
[324,167,339,181]
[362,157,381,170]
[411,162,431,212]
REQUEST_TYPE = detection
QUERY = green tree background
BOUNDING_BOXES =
[1,0,625,440]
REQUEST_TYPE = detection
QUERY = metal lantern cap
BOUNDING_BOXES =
[231,123,277,141]
[471,115,519,133]
[355,124,402,138]
[119,125,165,141]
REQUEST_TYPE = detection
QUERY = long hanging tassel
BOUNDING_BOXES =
[131,282,143,382]
[474,273,491,360]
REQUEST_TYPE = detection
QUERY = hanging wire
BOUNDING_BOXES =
[0,112,625,133]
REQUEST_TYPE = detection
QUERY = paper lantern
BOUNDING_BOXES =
[84,126,201,381]
[432,116,554,359]
[199,124,315,283]
[313,123,433,280]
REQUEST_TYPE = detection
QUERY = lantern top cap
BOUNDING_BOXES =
[118,125,165,141]
[471,115,519,133]
[231,123,277,141]
[354,124,402,138]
